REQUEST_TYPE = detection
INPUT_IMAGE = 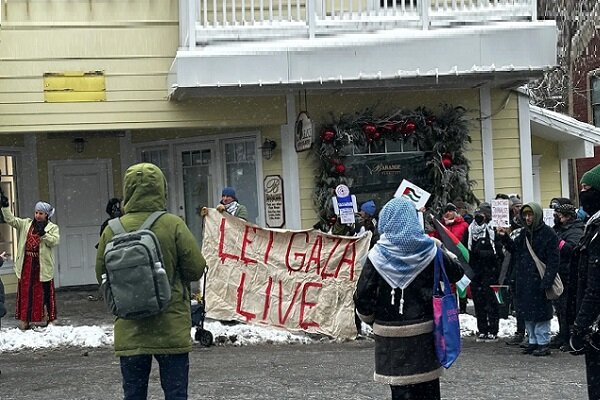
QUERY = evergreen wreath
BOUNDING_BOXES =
[313,104,477,231]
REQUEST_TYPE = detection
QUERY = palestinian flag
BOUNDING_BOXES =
[490,285,509,304]
[432,218,473,298]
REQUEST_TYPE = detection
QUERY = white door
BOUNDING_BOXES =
[50,160,112,287]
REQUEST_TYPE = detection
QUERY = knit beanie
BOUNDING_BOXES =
[222,187,236,198]
[360,200,377,217]
[581,164,600,191]
[549,197,572,209]
[555,204,577,218]
[444,203,457,213]
[509,196,522,207]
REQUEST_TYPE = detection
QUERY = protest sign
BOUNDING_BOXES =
[394,179,431,210]
[543,208,555,227]
[491,199,510,228]
[201,209,371,339]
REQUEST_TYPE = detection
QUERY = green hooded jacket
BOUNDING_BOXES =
[95,163,206,356]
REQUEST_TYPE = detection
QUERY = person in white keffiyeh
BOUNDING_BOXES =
[354,197,464,400]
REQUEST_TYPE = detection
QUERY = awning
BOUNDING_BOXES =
[529,104,600,159]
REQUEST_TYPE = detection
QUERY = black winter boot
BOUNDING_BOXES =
[522,344,537,354]
[533,345,551,357]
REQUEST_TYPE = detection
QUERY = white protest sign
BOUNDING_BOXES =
[332,184,358,224]
[543,208,555,227]
[491,199,510,228]
[394,179,431,210]
[201,209,371,339]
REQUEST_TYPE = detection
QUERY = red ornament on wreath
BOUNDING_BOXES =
[362,124,377,136]
[320,129,336,143]
[373,131,382,141]
[441,153,453,169]
[334,163,346,175]
[400,120,417,137]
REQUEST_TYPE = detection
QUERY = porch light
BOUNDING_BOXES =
[73,137,86,153]
[260,138,277,160]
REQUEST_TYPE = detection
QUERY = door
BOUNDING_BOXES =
[177,144,218,246]
[51,160,112,287]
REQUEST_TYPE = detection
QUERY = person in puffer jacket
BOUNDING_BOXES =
[96,163,206,400]
[354,197,463,400]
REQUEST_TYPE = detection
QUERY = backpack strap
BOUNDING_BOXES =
[108,217,126,235]
[107,211,166,235]
[140,211,167,231]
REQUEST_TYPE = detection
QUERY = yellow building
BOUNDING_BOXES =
[0,1,598,292]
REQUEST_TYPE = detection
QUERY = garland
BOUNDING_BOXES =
[313,105,477,230]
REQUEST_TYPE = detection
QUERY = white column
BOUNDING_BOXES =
[560,158,570,199]
[281,93,302,229]
[518,92,534,202]
[480,85,495,201]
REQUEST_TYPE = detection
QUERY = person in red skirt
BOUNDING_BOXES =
[0,197,60,330]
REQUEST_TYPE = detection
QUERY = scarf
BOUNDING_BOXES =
[467,221,495,252]
[225,201,240,216]
[368,197,437,313]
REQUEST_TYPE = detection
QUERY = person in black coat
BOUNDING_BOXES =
[550,204,584,351]
[570,164,600,399]
[354,197,463,400]
[499,202,559,357]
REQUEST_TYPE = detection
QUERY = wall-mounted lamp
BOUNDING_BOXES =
[260,138,277,160]
[73,137,86,153]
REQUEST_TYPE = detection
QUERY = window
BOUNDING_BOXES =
[592,76,600,127]
[0,155,18,269]
[141,148,171,187]
[223,139,259,224]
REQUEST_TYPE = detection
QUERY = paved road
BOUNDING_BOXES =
[0,338,589,400]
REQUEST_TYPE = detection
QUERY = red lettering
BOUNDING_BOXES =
[332,241,357,280]
[285,232,309,273]
[236,272,256,322]
[304,235,323,275]
[261,276,273,321]
[264,231,275,264]
[321,237,344,279]
[278,280,301,325]
[240,225,258,265]
[218,218,240,264]
[299,282,322,330]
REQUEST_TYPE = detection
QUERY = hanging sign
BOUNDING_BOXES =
[264,175,285,228]
[295,111,313,152]
[332,184,358,225]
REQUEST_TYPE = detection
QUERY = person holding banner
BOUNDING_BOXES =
[217,187,248,221]
[354,197,463,400]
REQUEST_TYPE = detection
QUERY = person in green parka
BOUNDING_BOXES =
[96,162,206,400]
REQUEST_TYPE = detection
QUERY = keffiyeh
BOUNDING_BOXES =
[467,221,495,252]
[368,197,437,292]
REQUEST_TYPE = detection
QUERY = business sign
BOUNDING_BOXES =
[295,112,313,152]
[264,175,285,228]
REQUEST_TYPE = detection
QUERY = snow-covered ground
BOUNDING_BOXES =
[0,314,559,352]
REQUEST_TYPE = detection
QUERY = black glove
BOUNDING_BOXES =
[33,219,48,236]
[0,194,8,208]
[569,325,590,356]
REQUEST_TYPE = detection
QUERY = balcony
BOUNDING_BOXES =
[169,0,555,98]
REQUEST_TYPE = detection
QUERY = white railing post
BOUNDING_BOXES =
[308,0,316,38]
[188,0,197,49]
[420,0,430,30]
[531,0,537,21]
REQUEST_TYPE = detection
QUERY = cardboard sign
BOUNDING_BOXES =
[491,199,510,228]
[394,179,431,209]
[201,209,371,339]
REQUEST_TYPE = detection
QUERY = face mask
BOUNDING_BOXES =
[577,208,588,220]
[580,189,600,216]
[474,214,485,225]
[553,215,561,227]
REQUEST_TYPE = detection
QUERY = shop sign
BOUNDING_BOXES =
[295,112,313,152]
[264,175,285,228]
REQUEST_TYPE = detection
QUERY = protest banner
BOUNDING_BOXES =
[201,208,371,339]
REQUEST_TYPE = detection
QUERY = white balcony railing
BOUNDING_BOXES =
[180,0,537,47]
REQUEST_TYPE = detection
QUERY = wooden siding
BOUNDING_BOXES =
[0,1,212,133]
[491,90,521,197]
[532,136,561,207]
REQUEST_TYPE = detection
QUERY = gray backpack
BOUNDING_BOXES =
[101,211,171,320]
